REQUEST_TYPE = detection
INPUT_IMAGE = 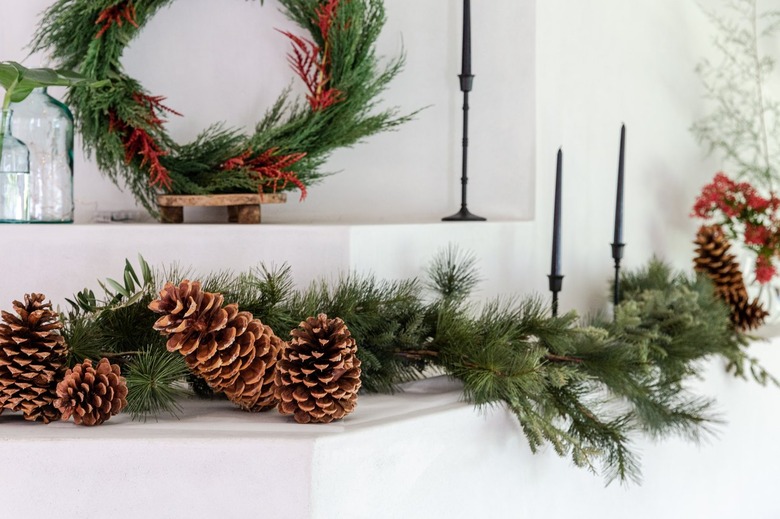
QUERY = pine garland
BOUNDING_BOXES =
[31,0,414,215]
[54,250,774,484]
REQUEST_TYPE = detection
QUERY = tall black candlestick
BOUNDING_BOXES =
[548,148,564,317]
[611,125,626,314]
[443,0,485,221]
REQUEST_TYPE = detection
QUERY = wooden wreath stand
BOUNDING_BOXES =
[157,193,287,224]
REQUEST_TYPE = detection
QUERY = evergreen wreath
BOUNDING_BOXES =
[32,0,412,215]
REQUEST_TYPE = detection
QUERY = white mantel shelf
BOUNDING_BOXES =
[3,224,780,518]
[1,377,530,519]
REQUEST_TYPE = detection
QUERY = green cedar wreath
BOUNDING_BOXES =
[32,0,411,214]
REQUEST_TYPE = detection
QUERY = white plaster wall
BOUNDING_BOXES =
[535,0,721,313]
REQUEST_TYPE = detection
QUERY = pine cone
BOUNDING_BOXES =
[148,280,229,350]
[55,358,128,426]
[150,281,282,412]
[0,294,68,423]
[694,225,768,331]
[275,314,362,424]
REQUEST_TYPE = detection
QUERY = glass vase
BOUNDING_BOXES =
[0,110,31,223]
[10,88,74,223]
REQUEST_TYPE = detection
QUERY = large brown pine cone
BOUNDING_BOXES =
[150,281,282,412]
[275,314,362,424]
[55,358,128,426]
[693,225,768,331]
[0,294,68,423]
[148,280,228,353]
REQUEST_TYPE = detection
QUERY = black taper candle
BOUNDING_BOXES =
[462,0,472,76]
[611,125,626,314]
[551,148,563,277]
[613,124,625,245]
[443,0,484,221]
[548,148,564,317]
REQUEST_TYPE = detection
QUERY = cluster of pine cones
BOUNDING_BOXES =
[0,294,127,425]
[693,225,768,331]
[149,280,362,424]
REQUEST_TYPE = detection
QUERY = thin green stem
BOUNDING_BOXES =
[749,0,773,192]
[0,109,7,158]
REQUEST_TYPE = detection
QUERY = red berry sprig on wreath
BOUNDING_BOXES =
[32,0,411,216]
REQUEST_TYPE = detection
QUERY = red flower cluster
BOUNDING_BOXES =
[692,172,780,284]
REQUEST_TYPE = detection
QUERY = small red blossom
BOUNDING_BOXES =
[747,193,770,211]
[744,223,771,246]
[95,1,139,39]
[755,255,777,284]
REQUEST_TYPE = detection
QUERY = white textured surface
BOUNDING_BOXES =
[0,222,535,309]
[0,377,530,519]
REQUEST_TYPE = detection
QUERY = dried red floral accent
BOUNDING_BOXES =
[221,148,308,199]
[107,91,181,190]
[132,93,182,126]
[95,1,139,39]
[279,0,344,111]
[692,172,780,284]
[124,127,172,190]
[315,0,341,43]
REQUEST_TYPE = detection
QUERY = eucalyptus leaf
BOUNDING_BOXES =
[139,255,153,286]
[106,278,131,298]
[125,258,141,287]
[124,267,136,293]
[0,61,94,110]
[0,62,22,91]
[9,84,35,103]
[0,61,99,156]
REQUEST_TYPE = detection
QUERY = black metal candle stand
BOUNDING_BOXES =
[611,242,625,315]
[443,73,485,222]
[548,274,564,317]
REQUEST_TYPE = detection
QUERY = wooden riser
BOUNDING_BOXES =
[157,193,287,224]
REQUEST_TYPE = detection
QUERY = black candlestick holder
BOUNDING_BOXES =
[443,74,486,221]
[548,274,564,317]
[611,242,625,318]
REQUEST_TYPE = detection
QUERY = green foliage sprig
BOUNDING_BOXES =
[32,0,415,215]
[0,61,97,155]
[58,252,771,484]
[692,0,780,191]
